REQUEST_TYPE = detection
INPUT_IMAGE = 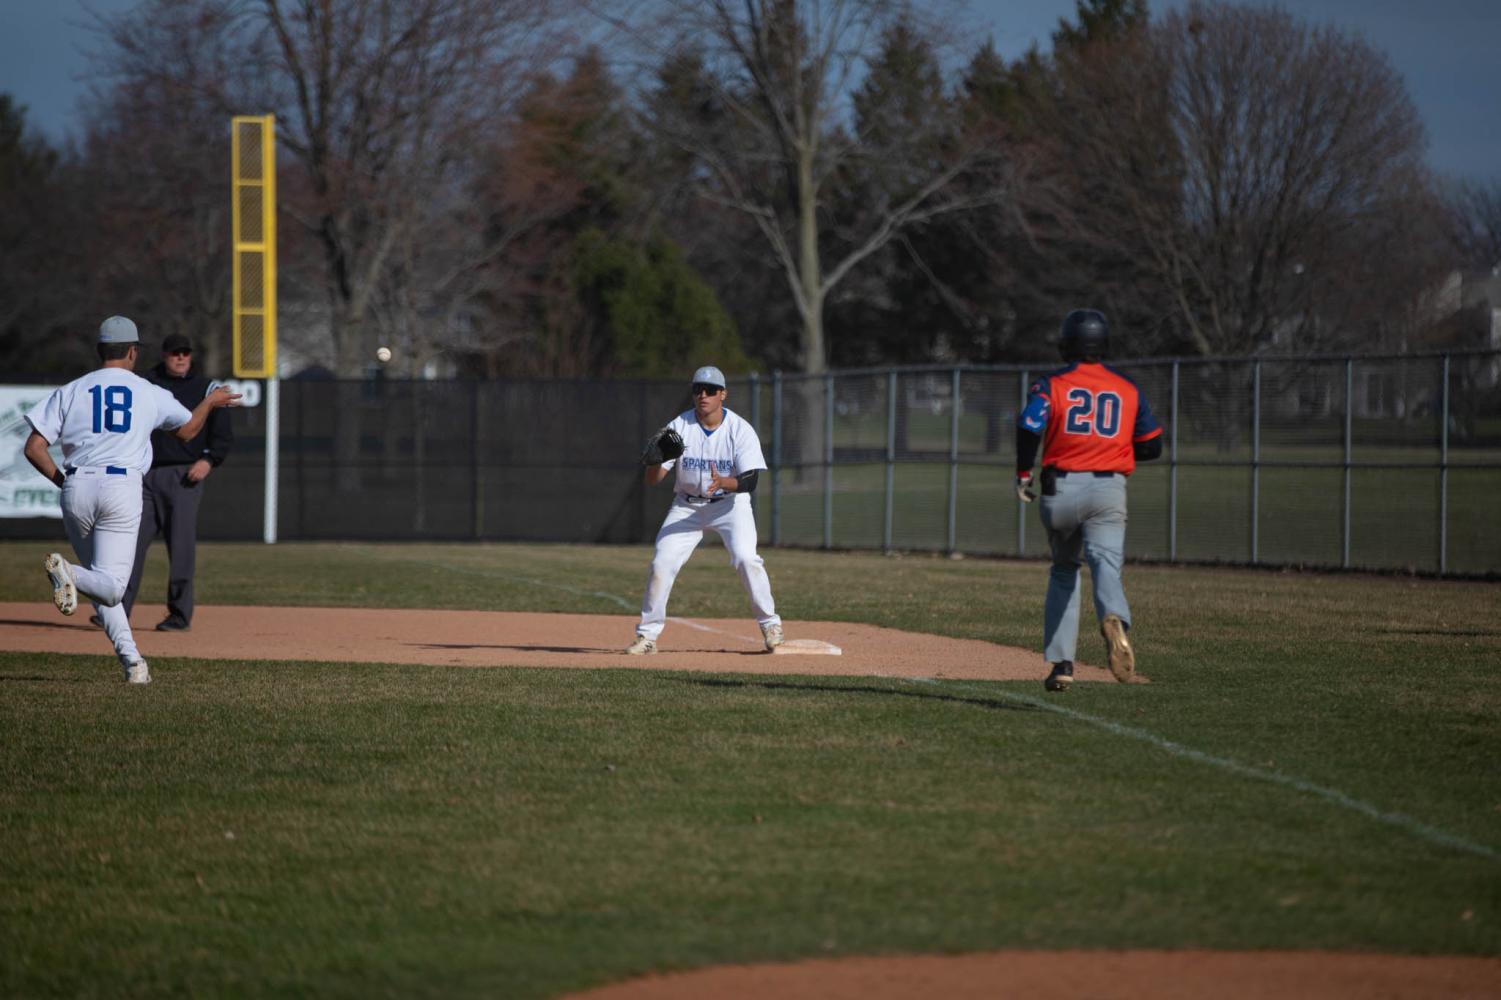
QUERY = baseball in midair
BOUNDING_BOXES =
[376,346,392,363]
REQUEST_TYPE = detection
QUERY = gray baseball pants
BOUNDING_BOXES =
[1039,472,1131,665]
[122,466,204,623]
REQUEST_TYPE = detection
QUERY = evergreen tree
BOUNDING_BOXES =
[1051,0,1150,53]
[570,228,751,378]
[474,52,749,377]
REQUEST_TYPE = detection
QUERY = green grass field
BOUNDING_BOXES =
[2,541,1499,997]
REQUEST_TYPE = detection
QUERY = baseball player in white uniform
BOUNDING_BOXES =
[627,365,783,654]
[22,316,240,684]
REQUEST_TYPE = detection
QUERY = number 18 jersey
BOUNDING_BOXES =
[26,368,193,474]
[1018,361,1162,475]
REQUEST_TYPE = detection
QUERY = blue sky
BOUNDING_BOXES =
[1,0,1496,180]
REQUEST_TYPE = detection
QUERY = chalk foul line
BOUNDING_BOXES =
[355,549,1493,861]
[912,678,1499,863]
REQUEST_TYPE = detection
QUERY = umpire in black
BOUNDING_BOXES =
[122,333,233,631]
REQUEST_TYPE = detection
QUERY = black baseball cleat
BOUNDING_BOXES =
[1043,661,1074,693]
[155,616,191,632]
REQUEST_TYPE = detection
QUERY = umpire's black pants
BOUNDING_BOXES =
[123,466,205,624]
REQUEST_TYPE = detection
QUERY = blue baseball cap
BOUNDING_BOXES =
[98,316,140,344]
[690,365,726,388]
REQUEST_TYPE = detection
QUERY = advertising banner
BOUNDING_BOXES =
[0,386,63,519]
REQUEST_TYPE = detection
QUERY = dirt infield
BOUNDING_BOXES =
[5,602,1492,1000]
[0,601,1126,683]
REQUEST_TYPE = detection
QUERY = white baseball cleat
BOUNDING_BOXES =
[123,660,151,685]
[44,553,77,616]
[761,622,784,651]
[624,635,656,655]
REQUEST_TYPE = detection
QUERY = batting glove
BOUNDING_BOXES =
[1016,472,1036,503]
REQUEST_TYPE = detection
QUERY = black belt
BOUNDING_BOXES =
[682,494,728,504]
[1055,470,1117,479]
[65,466,128,476]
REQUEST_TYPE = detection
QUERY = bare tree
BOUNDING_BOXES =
[252,0,561,376]
[1030,0,1435,356]
[86,0,568,494]
[77,68,235,376]
[618,0,1014,375]
[1447,178,1501,273]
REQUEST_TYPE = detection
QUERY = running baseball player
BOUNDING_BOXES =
[1015,309,1162,692]
[22,316,240,684]
[627,365,783,654]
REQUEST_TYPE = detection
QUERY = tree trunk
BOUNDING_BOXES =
[797,149,825,376]
[793,151,827,482]
[332,310,367,492]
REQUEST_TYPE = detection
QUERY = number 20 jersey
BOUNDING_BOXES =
[26,369,193,474]
[1018,362,1162,475]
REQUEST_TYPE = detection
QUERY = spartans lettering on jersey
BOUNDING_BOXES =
[663,409,768,504]
[679,457,734,473]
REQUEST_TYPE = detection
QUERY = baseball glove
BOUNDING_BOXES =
[639,426,685,466]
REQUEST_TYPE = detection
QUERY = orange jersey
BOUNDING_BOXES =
[1018,362,1162,474]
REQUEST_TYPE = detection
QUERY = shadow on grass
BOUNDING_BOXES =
[0,674,92,683]
[675,676,1044,714]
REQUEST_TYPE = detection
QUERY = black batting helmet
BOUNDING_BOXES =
[1059,309,1109,361]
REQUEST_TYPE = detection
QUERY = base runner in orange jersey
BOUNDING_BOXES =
[1014,310,1164,693]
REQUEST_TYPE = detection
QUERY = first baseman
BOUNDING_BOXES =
[1015,309,1163,692]
[627,365,783,654]
[22,316,240,684]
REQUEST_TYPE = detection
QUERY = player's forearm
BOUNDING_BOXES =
[1016,426,1041,473]
[644,465,670,486]
[1133,437,1163,462]
[175,405,211,441]
[23,432,64,487]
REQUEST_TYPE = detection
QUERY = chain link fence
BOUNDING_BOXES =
[6,351,1499,574]
[755,352,1501,575]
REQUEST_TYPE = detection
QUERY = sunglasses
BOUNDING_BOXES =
[168,349,193,357]
[691,384,723,396]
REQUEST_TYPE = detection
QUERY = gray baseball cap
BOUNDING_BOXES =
[98,316,140,344]
[690,365,726,388]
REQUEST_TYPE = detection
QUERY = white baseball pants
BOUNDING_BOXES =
[637,494,779,641]
[60,468,144,667]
